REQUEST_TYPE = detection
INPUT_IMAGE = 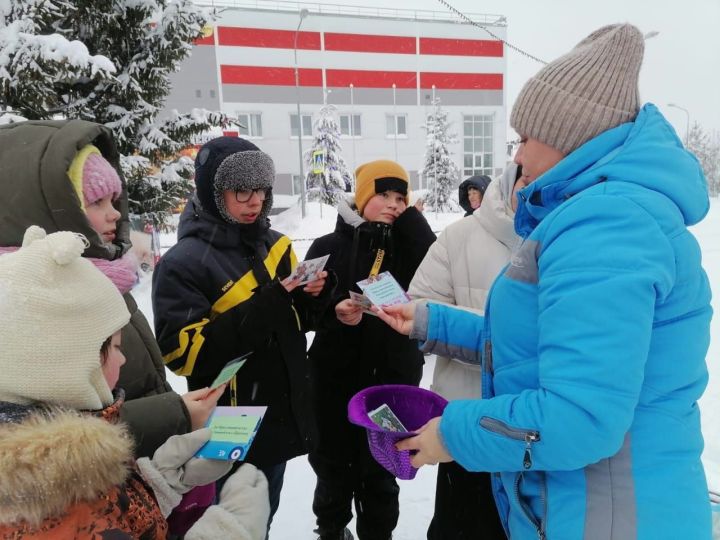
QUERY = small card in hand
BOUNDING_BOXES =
[287,254,330,286]
[368,403,408,433]
[210,353,251,390]
[348,290,377,316]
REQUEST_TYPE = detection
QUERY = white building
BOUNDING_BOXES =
[165,1,508,195]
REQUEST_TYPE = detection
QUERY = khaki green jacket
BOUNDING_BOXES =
[0,120,190,456]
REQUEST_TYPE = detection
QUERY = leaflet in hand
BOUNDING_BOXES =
[195,406,267,461]
[356,271,410,308]
[287,254,330,285]
[210,353,250,390]
[348,290,377,317]
[368,403,408,432]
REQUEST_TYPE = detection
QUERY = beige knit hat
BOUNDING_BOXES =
[0,226,130,410]
[511,24,645,155]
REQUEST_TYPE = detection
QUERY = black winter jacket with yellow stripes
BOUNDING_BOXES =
[152,198,331,468]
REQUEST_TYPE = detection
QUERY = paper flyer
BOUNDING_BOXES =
[348,290,377,316]
[210,353,250,390]
[356,271,410,308]
[368,403,408,432]
[288,254,330,286]
[195,406,267,461]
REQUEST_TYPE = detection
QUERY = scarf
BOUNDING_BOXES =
[0,246,138,294]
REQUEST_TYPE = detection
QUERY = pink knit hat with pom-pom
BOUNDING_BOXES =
[68,145,122,206]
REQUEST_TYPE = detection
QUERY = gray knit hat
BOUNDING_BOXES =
[213,149,276,224]
[511,24,644,155]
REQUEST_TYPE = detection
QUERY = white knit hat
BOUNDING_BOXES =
[0,226,130,410]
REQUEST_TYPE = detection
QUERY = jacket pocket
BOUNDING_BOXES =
[479,416,540,469]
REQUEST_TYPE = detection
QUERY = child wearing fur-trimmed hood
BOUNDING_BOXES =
[0,227,270,540]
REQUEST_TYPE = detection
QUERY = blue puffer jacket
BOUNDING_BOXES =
[417,104,713,540]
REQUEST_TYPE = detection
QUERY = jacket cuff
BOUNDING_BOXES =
[120,393,191,458]
[410,300,429,342]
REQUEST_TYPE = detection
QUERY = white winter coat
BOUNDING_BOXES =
[408,164,520,400]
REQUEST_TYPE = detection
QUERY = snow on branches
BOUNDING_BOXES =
[421,97,460,212]
[0,1,115,119]
[686,122,720,197]
[0,0,233,229]
[304,104,352,206]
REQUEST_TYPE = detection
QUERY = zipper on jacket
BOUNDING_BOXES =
[481,416,545,538]
[483,340,493,375]
[513,472,547,540]
[479,417,540,469]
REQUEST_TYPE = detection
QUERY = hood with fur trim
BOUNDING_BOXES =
[0,403,133,527]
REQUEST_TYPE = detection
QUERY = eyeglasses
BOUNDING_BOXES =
[234,188,270,203]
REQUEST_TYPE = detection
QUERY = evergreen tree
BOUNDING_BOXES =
[421,97,460,212]
[687,122,720,197]
[304,104,351,206]
[0,0,233,229]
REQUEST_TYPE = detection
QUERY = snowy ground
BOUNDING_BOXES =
[138,198,720,539]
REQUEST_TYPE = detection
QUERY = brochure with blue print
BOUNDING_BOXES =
[195,406,267,461]
[356,271,410,308]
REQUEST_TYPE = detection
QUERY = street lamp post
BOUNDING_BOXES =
[294,8,309,218]
[668,103,690,146]
[392,83,398,162]
[350,83,357,191]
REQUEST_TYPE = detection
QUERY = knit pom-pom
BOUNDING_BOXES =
[44,231,88,266]
[21,225,47,247]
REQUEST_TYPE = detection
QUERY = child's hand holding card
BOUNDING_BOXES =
[348,290,377,317]
[287,254,330,286]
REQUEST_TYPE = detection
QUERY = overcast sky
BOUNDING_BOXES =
[307,0,720,140]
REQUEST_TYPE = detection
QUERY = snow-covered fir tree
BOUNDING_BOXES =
[686,122,720,197]
[304,104,352,206]
[421,97,460,212]
[0,0,233,229]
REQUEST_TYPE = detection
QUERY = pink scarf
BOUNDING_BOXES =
[0,245,138,294]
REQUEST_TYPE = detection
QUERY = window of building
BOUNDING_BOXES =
[386,114,407,138]
[195,89,202,98]
[463,114,494,177]
[290,114,313,138]
[237,113,263,138]
[339,114,362,137]
[209,89,216,98]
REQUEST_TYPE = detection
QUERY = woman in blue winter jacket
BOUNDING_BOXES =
[378,24,713,540]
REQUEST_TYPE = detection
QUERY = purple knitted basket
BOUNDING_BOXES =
[348,384,448,480]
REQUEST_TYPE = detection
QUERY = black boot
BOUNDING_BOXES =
[317,527,354,540]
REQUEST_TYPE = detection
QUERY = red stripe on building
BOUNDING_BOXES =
[326,69,416,89]
[221,65,323,86]
[420,72,503,90]
[420,37,503,57]
[324,32,416,54]
[218,27,321,50]
[194,35,214,46]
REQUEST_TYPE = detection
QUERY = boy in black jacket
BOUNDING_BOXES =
[306,160,436,540]
[152,137,332,530]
